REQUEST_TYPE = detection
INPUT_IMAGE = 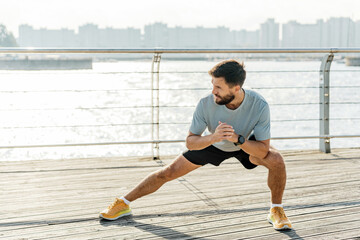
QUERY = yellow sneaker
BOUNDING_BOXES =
[267,207,293,230]
[99,198,132,220]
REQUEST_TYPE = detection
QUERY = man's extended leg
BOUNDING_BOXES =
[99,155,201,220]
[249,147,292,230]
[124,155,201,202]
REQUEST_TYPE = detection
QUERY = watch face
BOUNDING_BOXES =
[238,135,245,145]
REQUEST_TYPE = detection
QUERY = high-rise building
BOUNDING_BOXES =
[145,23,231,48]
[355,21,360,47]
[169,26,226,48]
[78,24,100,47]
[19,25,77,47]
[260,19,279,48]
[282,20,322,47]
[144,22,169,48]
[97,27,141,48]
[232,29,259,48]
[324,17,355,47]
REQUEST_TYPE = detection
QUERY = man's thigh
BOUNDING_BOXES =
[162,155,202,180]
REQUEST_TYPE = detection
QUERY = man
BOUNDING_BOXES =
[99,59,292,231]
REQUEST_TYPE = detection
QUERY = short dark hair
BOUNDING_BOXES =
[208,59,246,87]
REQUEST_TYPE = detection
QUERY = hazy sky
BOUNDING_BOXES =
[1,0,360,37]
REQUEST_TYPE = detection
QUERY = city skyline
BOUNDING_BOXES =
[1,0,360,38]
[17,17,360,48]
[13,15,360,36]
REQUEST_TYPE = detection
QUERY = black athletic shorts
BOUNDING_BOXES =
[183,135,258,169]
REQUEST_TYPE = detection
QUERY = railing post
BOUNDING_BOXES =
[151,53,161,160]
[319,53,333,153]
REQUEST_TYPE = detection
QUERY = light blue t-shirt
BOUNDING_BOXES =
[189,89,271,152]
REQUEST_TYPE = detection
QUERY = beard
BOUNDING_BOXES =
[214,93,235,105]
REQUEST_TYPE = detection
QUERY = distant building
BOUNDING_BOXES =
[19,24,77,47]
[178,26,231,48]
[78,24,141,48]
[355,21,360,47]
[78,24,99,47]
[168,26,198,48]
[232,29,259,48]
[323,17,355,47]
[144,23,232,48]
[144,22,169,48]
[282,20,322,47]
[260,19,279,48]
[281,17,358,48]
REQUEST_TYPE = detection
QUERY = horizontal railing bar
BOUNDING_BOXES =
[1,70,359,74]
[0,87,320,93]
[0,123,153,129]
[0,140,184,149]
[3,118,360,129]
[0,103,326,111]
[0,106,153,111]
[251,87,319,89]
[158,118,360,122]
[158,87,321,90]
[0,120,309,129]
[271,135,360,140]
[0,89,152,93]
[3,86,360,94]
[0,135,359,149]
[331,86,360,88]
[1,47,360,54]
[273,118,360,121]
[271,102,360,105]
[272,119,319,122]
[331,117,360,120]
[324,70,360,72]
[3,102,360,112]
[331,102,360,104]
[162,70,360,73]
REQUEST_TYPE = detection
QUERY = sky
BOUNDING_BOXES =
[1,0,360,37]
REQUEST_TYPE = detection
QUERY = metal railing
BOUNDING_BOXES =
[1,47,360,159]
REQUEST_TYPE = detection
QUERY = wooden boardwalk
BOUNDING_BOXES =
[1,148,360,239]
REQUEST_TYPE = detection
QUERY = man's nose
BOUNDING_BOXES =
[212,88,217,95]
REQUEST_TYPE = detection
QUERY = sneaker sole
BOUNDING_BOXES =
[267,217,293,231]
[99,210,132,221]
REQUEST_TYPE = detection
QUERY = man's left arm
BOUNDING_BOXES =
[235,137,270,159]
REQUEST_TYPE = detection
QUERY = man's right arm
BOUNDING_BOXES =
[186,132,215,150]
[186,122,234,150]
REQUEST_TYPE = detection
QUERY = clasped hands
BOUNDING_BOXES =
[211,121,239,143]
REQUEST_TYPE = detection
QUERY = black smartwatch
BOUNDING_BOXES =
[234,135,245,146]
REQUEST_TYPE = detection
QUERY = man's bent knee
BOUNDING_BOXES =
[249,149,285,169]
[266,150,285,170]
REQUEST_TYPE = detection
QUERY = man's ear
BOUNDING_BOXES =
[235,85,241,92]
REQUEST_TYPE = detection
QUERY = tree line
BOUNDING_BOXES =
[0,24,17,47]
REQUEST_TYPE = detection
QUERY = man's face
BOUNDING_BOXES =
[211,77,236,105]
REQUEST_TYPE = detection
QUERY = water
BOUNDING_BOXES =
[0,59,359,161]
